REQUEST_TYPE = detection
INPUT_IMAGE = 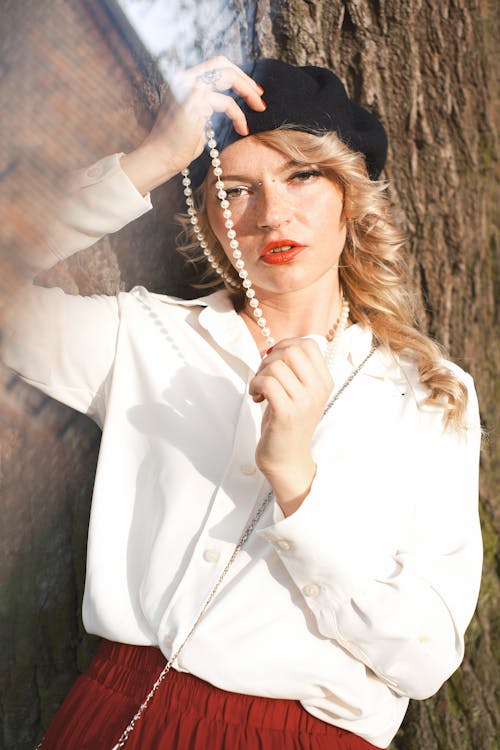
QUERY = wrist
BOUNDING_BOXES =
[268,460,317,518]
[120,145,179,196]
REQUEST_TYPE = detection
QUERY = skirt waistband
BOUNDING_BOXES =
[91,640,360,738]
[40,639,379,749]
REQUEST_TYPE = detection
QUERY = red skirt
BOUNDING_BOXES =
[39,640,379,750]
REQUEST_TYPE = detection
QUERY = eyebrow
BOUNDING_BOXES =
[208,160,309,186]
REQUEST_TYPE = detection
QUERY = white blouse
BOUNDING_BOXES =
[2,154,482,748]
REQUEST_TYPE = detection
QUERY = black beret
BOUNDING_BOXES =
[189,58,388,185]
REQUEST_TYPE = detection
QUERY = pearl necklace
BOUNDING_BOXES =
[324,296,350,368]
[181,122,350,364]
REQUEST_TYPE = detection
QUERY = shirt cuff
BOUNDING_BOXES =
[42,153,153,269]
[256,462,398,606]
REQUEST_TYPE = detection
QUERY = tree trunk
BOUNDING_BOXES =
[0,1,498,749]
[249,2,499,749]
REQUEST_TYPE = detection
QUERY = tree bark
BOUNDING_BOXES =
[249,2,499,748]
[0,1,498,749]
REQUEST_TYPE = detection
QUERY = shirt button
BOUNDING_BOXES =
[275,539,293,552]
[86,163,104,179]
[240,463,257,475]
[302,583,320,598]
[203,548,221,563]
[165,634,174,647]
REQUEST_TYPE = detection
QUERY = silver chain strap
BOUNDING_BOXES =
[34,342,376,750]
[110,484,276,750]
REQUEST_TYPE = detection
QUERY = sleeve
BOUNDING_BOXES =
[2,286,119,426]
[1,154,153,425]
[41,152,153,270]
[257,372,482,700]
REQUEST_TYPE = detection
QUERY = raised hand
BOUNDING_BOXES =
[121,56,266,195]
[249,338,334,517]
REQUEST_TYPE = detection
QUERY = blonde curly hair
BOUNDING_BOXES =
[177,128,468,428]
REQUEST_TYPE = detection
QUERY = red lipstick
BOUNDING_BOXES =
[260,239,306,265]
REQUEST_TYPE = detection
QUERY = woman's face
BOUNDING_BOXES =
[206,136,346,301]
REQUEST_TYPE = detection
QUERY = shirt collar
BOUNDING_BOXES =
[152,289,262,372]
[157,289,404,381]
[197,291,263,372]
[340,324,404,382]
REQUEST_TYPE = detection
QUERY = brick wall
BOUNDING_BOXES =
[0,2,186,746]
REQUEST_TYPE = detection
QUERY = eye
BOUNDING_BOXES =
[291,169,322,182]
[225,186,249,199]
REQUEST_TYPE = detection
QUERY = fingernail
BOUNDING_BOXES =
[260,98,267,109]
[256,83,264,94]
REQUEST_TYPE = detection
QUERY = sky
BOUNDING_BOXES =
[117,0,242,79]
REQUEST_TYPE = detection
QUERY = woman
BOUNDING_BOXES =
[3,57,481,750]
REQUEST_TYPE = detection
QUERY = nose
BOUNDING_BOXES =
[255,183,294,230]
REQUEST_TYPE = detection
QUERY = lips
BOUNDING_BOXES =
[260,239,306,265]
